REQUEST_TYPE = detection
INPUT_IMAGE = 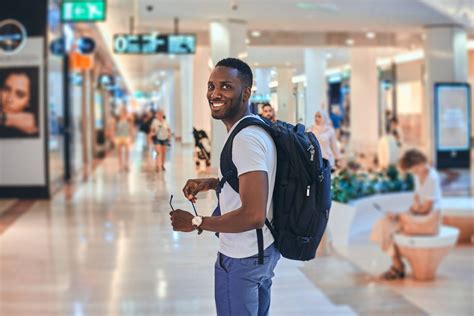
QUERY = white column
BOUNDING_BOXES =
[193,46,212,134]
[255,68,272,101]
[173,70,182,140]
[209,20,247,167]
[180,55,194,144]
[424,26,468,159]
[296,82,306,124]
[277,67,296,124]
[304,49,326,127]
[350,48,379,154]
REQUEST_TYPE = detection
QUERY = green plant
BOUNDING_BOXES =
[331,164,414,203]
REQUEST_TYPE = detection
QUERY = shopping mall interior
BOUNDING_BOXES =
[0,0,473,315]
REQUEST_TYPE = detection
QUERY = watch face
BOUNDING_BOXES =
[192,216,202,227]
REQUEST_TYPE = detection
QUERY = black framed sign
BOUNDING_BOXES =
[434,82,471,169]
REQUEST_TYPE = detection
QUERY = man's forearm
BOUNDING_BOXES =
[200,206,265,233]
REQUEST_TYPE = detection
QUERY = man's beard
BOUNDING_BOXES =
[211,89,244,120]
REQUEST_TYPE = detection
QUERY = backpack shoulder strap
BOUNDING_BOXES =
[220,116,272,193]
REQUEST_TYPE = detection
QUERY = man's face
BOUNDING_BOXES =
[207,66,249,120]
[262,106,274,120]
[1,74,30,113]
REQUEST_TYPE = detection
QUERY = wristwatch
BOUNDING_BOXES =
[192,216,204,234]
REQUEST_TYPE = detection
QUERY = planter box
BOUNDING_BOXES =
[327,192,414,247]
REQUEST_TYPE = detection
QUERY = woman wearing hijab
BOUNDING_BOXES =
[309,110,341,169]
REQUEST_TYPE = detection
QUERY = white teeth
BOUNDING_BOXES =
[212,102,224,108]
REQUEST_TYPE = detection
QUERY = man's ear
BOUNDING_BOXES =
[243,86,252,103]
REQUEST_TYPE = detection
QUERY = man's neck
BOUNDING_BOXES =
[223,107,251,132]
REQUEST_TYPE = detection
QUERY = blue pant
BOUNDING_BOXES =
[215,244,281,316]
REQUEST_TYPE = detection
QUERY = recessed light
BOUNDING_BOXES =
[326,53,333,59]
[254,62,260,66]
[297,2,339,12]
[245,38,250,44]
[251,31,261,37]
[346,38,354,46]
[366,32,375,39]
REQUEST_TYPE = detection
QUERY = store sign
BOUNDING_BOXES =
[61,0,106,22]
[113,33,196,55]
[0,19,27,55]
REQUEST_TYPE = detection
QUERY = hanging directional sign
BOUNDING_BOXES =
[49,37,65,55]
[61,0,106,22]
[77,37,96,54]
[113,33,196,55]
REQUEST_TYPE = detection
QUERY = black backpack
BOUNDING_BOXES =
[217,116,332,264]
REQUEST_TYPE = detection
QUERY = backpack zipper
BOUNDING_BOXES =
[307,145,315,161]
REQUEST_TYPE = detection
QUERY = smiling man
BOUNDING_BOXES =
[170,58,279,315]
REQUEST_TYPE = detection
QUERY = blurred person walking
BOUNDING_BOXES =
[370,149,442,280]
[309,110,341,169]
[113,106,134,172]
[150,109,171,172]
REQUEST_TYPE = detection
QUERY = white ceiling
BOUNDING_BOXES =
[97,0,472,92]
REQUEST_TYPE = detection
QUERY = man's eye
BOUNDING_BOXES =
[208,84,214,91]
[222,84,231,89]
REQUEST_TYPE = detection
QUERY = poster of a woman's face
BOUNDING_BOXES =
[0,67,39,138]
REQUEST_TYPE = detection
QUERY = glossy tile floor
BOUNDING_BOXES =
[0,140,473,315]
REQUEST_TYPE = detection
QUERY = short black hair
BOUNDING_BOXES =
[215,58,253,88]
[261,103,272,109]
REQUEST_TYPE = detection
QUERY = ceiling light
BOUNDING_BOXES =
[297,2,339,12]
[254,62,260,66]
[245,38,250,44]
[160,71,166,76]
[346,38,354,46]
[326,53,333,59]
[251,30,261,37]
[366,32,375,39]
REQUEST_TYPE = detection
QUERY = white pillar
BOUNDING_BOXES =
[255,68,272,101]
[173,70,182,140]
[209,20,247,167]
[193,46,212,134]
[277,67,296,124]
[180,55,194,144]
[424,26,468,160]
[350,48,379,154]
[304,49,326,127]
[296,82,306,124]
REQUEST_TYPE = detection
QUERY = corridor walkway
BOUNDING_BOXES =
[0,141,471,315]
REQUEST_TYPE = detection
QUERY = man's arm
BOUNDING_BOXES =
[171,171,268,233]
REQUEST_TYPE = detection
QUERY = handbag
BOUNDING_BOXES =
[400,211,440,235]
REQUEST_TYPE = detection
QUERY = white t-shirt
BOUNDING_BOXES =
[151,119,170,140]
[415,167,442,211]
[218,115,277,258]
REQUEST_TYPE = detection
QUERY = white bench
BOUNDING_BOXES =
[440,197,474,244]
[394,225,459,281]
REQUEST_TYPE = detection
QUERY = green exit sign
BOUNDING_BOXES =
[61,0,107,22]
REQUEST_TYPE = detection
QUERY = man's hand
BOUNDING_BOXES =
[170,209,195,232]
[182,178,218,202]
[5,112,38,134]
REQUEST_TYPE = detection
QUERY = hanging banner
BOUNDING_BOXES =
[0,0,49,198]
